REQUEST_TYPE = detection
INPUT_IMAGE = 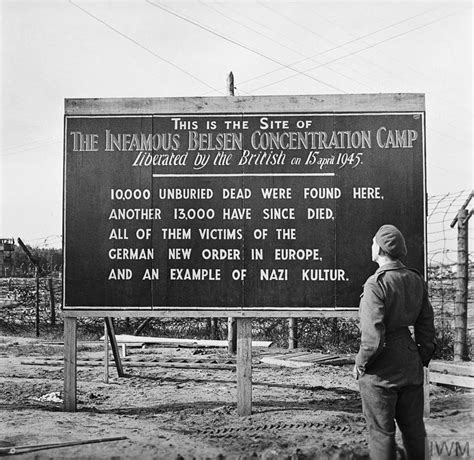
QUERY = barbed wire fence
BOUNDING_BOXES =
[427,190,471,267]
[427,191,473,309]
[0,190,472,357]
[427,190,473,358]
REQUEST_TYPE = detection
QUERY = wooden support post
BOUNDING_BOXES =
[454,208,469,361]
[227,71,235,96]
[236,318,252,416]
[226,70,237,355]
[104,320,109,383]
[288,318,298,349]
[35,270,40,337]
[64,316,77,412]
[48,277,56,326]
[105,317,125,377]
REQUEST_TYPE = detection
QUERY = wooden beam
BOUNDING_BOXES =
[423,367,430,418]
[105,318,124,377]
[63,316,77,412]
[65,93,426,115]
[429,371,474,389]
[62,309,359,318]
[236,318,252,416]
[2,437,128,456]
[430,360,474,377]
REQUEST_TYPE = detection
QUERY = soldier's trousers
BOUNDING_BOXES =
[359,376,426,460]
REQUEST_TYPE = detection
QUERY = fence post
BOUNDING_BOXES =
[48,277,56,326]
[454,208,469,361]
[35,268,40,337]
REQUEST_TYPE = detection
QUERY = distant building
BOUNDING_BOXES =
[0,238,15,277]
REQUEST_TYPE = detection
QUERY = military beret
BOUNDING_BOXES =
[375,224,407,259]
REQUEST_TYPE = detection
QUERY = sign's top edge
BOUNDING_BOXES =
[64,93,425,115]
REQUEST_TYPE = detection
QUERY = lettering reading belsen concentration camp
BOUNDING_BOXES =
[64,111,425,310]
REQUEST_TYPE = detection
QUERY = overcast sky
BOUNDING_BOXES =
[0,0,472,248]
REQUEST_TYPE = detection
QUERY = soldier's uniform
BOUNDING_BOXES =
[356,225,436,460]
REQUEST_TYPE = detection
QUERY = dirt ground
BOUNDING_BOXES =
[0,335,472,460]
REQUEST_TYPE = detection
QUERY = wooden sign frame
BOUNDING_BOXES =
[63,93,426,413]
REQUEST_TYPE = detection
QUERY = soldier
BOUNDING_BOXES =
[354,224,436,460]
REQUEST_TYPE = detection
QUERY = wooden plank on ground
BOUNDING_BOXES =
[260,356,314,368]
[103,334,272,348]
[22,360,236,370]
[280,352,316,359]
[260,352,354,367]
[292,353,335,362]
[303,355,342,363]
[264,352,325,360]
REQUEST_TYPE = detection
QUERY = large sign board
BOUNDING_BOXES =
[63,94,426,315]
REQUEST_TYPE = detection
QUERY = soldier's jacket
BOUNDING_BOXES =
[356,260,436,386]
